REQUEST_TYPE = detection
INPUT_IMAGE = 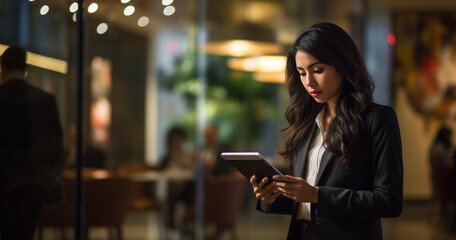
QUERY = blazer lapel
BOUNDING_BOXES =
[293,123,317,178]
[316,150,333,184]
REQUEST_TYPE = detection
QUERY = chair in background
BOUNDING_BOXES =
[84,177,133,240]
[184,172,248,240]
[38,169,133,240]
[117,162,160,211]
[434,166,456,227]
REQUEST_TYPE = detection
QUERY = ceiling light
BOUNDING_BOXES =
[88,3,98,13]
[72,12,77,22]
[204,40,281,57]
[137,16,149,27]
[227,55,286,83]
[162,0,173,6]
[123,5,135,16]
[40,5,49,15]
[163,6,175,16]
[69,2,78,13]
[253,72,285,84]
[204,23,281,57]
[228,55,286,72]
[121,0,131,3]
[228,55,285,72]
[29,0,35,2]
[0,44,68,74]
[97,23,108,34]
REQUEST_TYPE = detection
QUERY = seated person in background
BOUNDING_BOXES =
[159,126,192,230]
[67,124,107,169]
[201,124,234,176]
[159,126,191,170]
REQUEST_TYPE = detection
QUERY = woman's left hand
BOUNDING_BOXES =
[273,175,319,203]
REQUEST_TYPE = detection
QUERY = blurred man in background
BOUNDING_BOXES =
[0,45,65,239]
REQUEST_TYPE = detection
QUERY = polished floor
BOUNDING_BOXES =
[38,200,456,240]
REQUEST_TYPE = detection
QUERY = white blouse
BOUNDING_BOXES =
[297,107,327,220]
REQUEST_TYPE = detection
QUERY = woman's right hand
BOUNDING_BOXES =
[250,175,282,204]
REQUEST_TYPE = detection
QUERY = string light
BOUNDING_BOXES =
[137,16,149,27]
[163,6,175,16]
[88,3,99,14]
[123,5,135,16]
[69,2,78,13]
[162,0,173,6]
[40,5,49,15]
[97,23,108,34]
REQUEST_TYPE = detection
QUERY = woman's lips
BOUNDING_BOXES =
[309,91,322,97]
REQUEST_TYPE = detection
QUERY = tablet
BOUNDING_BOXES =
[221,152,283,183]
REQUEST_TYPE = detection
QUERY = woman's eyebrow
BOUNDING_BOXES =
[296,61,321,71]
[307,61,321,69]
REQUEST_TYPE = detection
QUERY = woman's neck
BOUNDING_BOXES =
[322,104,335,133]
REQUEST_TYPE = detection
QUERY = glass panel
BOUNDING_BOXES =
[0,0,378,239]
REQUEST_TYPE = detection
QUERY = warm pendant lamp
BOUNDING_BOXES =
[203,22,282,57]
[227,55,286,83]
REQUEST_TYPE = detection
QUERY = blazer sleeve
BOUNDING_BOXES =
[315,106,403,218]
[256,195,295,215]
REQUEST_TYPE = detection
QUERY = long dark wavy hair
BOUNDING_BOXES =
[279,22,374,167]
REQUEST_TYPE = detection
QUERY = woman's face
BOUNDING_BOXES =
[295,50,343,106]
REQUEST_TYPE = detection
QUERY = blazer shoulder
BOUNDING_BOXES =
[363,103,400,137]
[364,103,398,120]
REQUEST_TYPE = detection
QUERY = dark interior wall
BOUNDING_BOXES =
[85,20,147,167]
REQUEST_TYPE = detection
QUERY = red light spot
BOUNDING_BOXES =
[167,41,179,52]
[387,33,396,46]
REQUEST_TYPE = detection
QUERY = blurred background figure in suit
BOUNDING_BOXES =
[429,125,456,231]
[0,45,65,239]
[429,126,454,196]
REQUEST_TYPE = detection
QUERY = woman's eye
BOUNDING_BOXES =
[299,72,306,77]
[314,68,323,73]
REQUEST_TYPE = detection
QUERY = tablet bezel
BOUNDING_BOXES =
[221,152,283,182]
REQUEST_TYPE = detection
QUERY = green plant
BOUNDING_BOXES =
[160,52,284,149]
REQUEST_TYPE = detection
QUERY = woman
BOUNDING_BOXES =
[250,22,403,240]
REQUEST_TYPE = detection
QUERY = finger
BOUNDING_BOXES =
[255,183,276,197]
[250,175,257,187]
[257,183,280,198]
[263,190,282,203]
[273,181,299,189]
[260,191,282,203]
[276,187,291,195]
[262,182,276,192]
[276,187,302,200]
[282,193,297,201]
[273,175,299,182]
[257,177,269,188]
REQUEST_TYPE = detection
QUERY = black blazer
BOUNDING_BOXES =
[0,79,65,203]
[257,104,403,240]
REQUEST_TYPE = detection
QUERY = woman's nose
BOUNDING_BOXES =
[305,75,316,87]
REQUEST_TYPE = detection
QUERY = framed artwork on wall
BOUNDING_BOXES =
[393,12,456,120]
[392,11,456,200]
